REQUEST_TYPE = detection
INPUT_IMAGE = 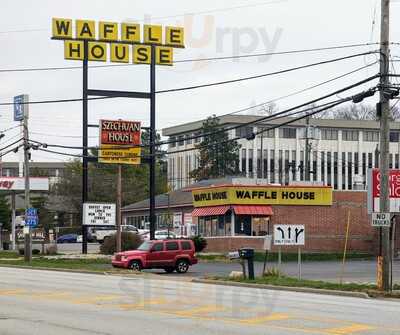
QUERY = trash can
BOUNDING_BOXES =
[239,248,255,280]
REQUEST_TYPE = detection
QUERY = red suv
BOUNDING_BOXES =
[112,239,198,273]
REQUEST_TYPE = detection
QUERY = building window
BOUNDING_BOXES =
[321,152,325,184]
[354,152,359,175]
[342,152,346,189]
[390,131,399,142]
[259,127,275,138]
[348,152,352,190]
[334,152,338,189]
[248,149,254,177]
[291,150,296,181]
[342,130,359,141]
[327,152,332,187]
[263,150,268,179]
[279,127,296,139]
[178,135,185,146]
[169,137,176,148]
[396,154,399,169]
[270,150,275,183]
[368,153,373,169]
[194,132,201,143]
[300,150,304,181]
[390,154,393,169]
[241,149,246,174]
[321,129,338,140]
[364,131,379,142]
[235,126,253,138]
[185,134,192,145]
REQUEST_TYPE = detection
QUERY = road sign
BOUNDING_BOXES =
[273,224,305,246]
[99,119,141,165]
[13,94,29,121]
[371,212,391,227]
[83,203,116,226]
[25,207,38,228]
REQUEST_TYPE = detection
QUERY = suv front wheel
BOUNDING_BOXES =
[175,259,189,273]
[129,260,142,271]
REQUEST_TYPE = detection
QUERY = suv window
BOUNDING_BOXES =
[152,243,163,252]
[181,241,192,250]
[166,241,179,251]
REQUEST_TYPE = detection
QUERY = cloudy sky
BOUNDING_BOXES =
[0,0,399,162]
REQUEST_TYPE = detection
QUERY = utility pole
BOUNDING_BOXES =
[304,117,311,181]
[149,45,156,241]
[23,110,31,262]
[378,0,391,292]
[116,165,122,253]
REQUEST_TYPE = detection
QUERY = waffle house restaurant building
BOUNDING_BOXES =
[191,185,333,235]
[190,184,338,251]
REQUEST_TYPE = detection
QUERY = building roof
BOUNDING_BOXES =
[121,177,238,212]
[162,114,400,136]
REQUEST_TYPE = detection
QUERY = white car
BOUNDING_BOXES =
[77,235,83,243]
[142,230,177,241]
[94,225,138,243]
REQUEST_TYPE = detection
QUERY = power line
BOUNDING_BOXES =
[157,51,378,94]
[0,52,378,107]
[0,43,381,73]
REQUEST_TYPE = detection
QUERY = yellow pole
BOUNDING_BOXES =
[340,210,351,285]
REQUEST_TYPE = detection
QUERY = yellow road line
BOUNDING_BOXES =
[174,305,227,316]
[325,323,375,334]
[71,295,120,305]
[118,298,167,310]
[0,289,25,296]
[239,313,290,324]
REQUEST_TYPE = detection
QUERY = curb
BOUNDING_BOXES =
[0,264,141,277]
[191,278,371,299]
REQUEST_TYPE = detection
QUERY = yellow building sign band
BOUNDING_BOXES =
[99,145,141,165]
[192,186,333,207]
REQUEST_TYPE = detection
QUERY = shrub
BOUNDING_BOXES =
[32,249,41,255]
[100,232,143,255]
[18,248,24,255]
[191,235,207,253]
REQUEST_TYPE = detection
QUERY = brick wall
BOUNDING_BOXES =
[205,191,400,254]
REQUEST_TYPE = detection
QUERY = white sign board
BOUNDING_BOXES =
[371,212,391,227]
[274,224,305,246]
[83,203,116,226]
[0,177,49,191]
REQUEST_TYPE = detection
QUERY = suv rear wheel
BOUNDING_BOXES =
[175,259,189,273]
[129,260,142,271]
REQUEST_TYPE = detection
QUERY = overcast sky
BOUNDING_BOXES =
[1,0,400,162]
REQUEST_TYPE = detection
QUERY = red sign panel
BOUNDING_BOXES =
[100,120,141,145]
[371,169,400,198]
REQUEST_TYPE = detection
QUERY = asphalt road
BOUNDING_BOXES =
[0,267,399,335]
[143,259,400,284]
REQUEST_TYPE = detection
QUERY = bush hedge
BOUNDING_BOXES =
[100,232,143,255]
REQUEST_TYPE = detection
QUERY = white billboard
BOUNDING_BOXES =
[83,203,116,226]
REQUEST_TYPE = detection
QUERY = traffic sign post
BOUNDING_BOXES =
[274,225,305,279]
[371,212,391,227]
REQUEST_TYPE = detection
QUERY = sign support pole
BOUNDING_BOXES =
[23,110,31,262]
[298,247,302,280]
[278,246,282,275]
[149,45,156,241]
[82,40,89,255]
[116,165,122,252]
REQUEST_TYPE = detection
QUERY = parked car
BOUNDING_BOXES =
[77,235,83,243]
[112,239,197,273]
[57,234,78,243]
[94,225,138,243]
[142,230,177,241]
